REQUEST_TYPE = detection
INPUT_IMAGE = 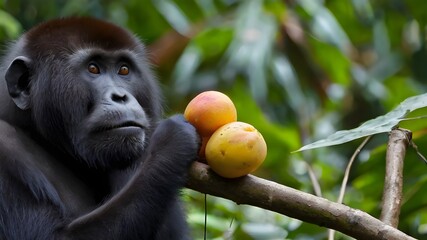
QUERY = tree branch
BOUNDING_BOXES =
[380,129,411,227]
[186,162,415,240]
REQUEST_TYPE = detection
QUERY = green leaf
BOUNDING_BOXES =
[152,0,190,35]
[241,223,288,239]
[172,44,202,94]
[0,10,21,39]
[193,27,233,60]
[308,37,351,86]
[223,0,277,103]
[296,93,427,151]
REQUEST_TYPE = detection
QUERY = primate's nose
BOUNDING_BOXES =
[111,92,128,103]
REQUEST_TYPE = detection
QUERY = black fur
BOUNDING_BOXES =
[0,17,199,239]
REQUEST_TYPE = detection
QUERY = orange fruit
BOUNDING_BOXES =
[205,122,267,178]
[184,91,237,137]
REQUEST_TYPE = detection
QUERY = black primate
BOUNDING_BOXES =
[0,17,199,239]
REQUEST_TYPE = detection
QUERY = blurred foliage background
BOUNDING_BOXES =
[2,0,427,239]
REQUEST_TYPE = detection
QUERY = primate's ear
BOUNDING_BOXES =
[5,56,32,110]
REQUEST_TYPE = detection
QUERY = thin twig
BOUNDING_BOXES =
[328,136,373,240]
[306,162,322,197]
[409,139,427,164]
[380,129,411,227]
[399,115,427,122]
[204,194,207,240]
[338,136,373,204]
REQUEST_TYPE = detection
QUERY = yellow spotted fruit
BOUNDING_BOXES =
[184,91,237,137]
[205,122,267,178]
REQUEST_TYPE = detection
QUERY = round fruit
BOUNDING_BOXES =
[205,122,267,178]
[198,136,210,163]
[184,91,237,136]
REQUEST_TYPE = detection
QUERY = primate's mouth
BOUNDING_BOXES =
[92,121,145,134]
[107,121,144,130]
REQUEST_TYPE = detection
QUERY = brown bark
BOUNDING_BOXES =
[186,161,415,240]
[380,129,411,227]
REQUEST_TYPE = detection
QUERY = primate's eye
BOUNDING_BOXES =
[88,63,100,74]
[118,65,129,75]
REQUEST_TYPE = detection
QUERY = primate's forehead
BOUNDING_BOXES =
[22,18,146,61]
[69,48,142,64]
[25,18,138,50]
